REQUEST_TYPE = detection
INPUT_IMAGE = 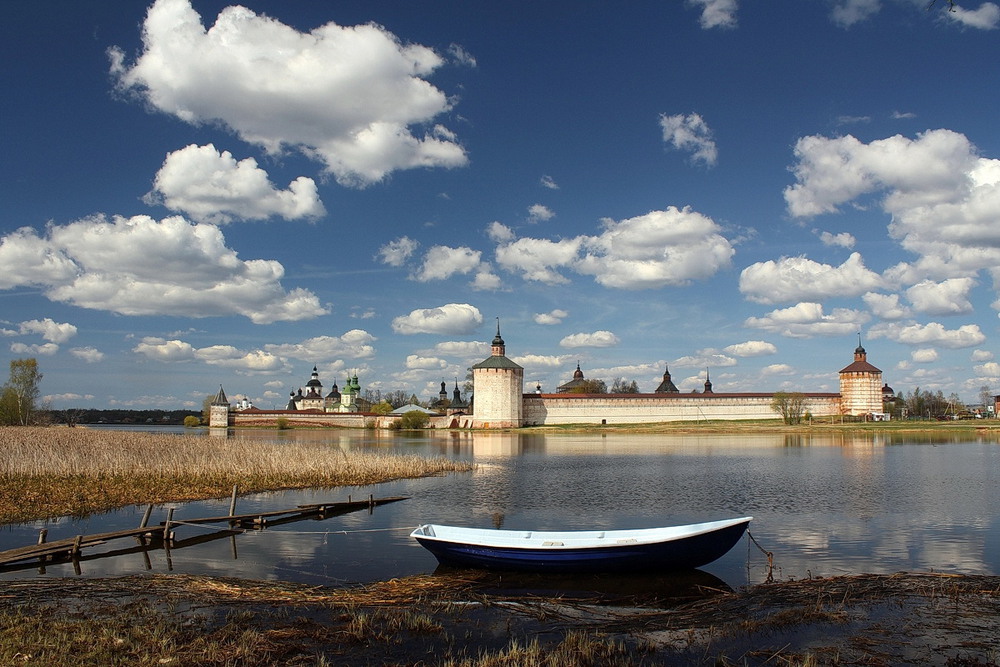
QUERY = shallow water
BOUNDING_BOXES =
[2,429,998,592]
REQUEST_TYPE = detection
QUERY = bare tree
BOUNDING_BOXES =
[771,391,806,425]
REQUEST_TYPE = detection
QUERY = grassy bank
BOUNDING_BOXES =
[522,416,1000,434]
[0,427,472,524]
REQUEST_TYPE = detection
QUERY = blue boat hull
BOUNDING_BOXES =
[413,520,750,573]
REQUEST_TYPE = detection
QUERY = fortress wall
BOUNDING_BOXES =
[522,393,842,425]
[229,410,391,429]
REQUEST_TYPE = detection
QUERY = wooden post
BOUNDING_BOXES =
[229,484,239,517]
[164,508,174,543]
[139,504,154,528]
[37,529,47,546]
[71,534,83,558]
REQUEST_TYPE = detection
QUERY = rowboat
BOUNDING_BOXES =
[410,516,751,573]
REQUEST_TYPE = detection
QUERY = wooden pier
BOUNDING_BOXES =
[0,490,407,571]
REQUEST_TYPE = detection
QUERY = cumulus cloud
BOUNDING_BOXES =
[17,318,77,343]
[739,252,883,305]
[659,113,718,167]
[784,129,1000,287]
[971,349,994,362]
[471,267,502,291]
[486,221,515,243]
[133,337,195,361]
[377,236,419,267]
[527,204,555,223]
[723,340,777,357]
[110,0,467,186]
[432,341,490,357]
[744,302,870,338]
[392,303,483,335]
[10,342,59,356]
[912,348,939,363]
[868,320,986,348]
[145,144,325,223]
[559,331,620,349]
[945,2,1000,29]
[265,331,377,360]
[405,354,448,370]
[513,354,570,369]
[863,292,911,320]
[905,277,975,316]
[495,237,581,285]
[413,245,482,281]
[818,230,856,248]
[0,215,327,323]
[672,352,738,369]
[70,347,105,363]
[534,309,569,325]
[687,0,738,29]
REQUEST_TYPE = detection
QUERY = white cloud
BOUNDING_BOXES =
[146,144,325,223]
[830,0,881,27]
[785,130,1000,288]
[673,351,738,368]
[405,354,448,370]
[447,43,477,67]
[70,347,105,363]
[818,230,856,248]
[378,237,419,267]
[527,204,555,223]
[739,252,883,305]
[723,340,777,357]
[559,331,620,349]
[44,392,95,403]
[912,348,939,363]
[659,113,718,167]
[863,292,911,320]
[413,245,482,281]
[392,303,483,335]
[265,331,377,360]
[576,207,734,289]
[971,349,994,362]
[687,0,738,29]
[905,278,975,315]
[974,361,1000,377]
[18,318,77,343]
[133,338,196,361]
[491,206,733,290]
[761,363,796,376]
[513,354,570,369]
[10,342,59,355]
[471,267,502,291]
[744,302,870,338]
[946,2,1000,29]
[868,321,986,348]
[540,175,559,190]
[486,221,515,243]
[534,309,569,325]
[110,0,467,186]
[0,215,327,323]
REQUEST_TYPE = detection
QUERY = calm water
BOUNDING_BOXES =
[2,428,999,592]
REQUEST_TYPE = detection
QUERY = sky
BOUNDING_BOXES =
[3,0,1000,411]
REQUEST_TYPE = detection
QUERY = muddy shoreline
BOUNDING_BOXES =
[3,571,998,665]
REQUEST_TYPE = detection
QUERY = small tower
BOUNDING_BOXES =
[471,319,524,428]
[209,385,231,427]
[655,365,679,393]
[703,369,713,393]
[839,335,883,416]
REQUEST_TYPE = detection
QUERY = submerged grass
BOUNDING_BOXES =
[0,426,472,524]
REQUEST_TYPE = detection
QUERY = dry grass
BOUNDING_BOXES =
[0,426,472,524]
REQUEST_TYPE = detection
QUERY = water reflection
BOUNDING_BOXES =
[2,429,998,589]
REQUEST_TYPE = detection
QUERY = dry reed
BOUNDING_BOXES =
[0,426,472,524]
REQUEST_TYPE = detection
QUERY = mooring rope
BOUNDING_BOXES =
[747,529,775,583]
[167,520,416,536]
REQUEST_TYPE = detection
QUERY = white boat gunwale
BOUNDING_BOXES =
[411,517,753,551]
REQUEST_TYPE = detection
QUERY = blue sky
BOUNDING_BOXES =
[3,0,1000,410]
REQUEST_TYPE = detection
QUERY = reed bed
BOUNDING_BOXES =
[0,426,472,524]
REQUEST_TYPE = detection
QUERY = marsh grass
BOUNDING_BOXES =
[0,426,472,523]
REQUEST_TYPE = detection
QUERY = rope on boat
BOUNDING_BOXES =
[747,529,775,583]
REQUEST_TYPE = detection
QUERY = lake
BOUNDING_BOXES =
[2,428,999,593]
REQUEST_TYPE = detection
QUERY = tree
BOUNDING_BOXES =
[979,385,994,415]
[183,415,201,428]
[771,391,806,425]
[202,395,214,424]
[568,379,608,394]
[2,358,42,426]
[371,401,393,415]
[610,377,640,393]
[398,410,430,429]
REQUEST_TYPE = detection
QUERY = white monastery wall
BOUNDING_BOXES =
[522,393,842,425]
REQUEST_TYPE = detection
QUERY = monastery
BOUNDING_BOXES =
[210,324,885,429]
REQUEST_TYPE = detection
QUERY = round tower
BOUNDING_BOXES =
[471,320,524,428]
